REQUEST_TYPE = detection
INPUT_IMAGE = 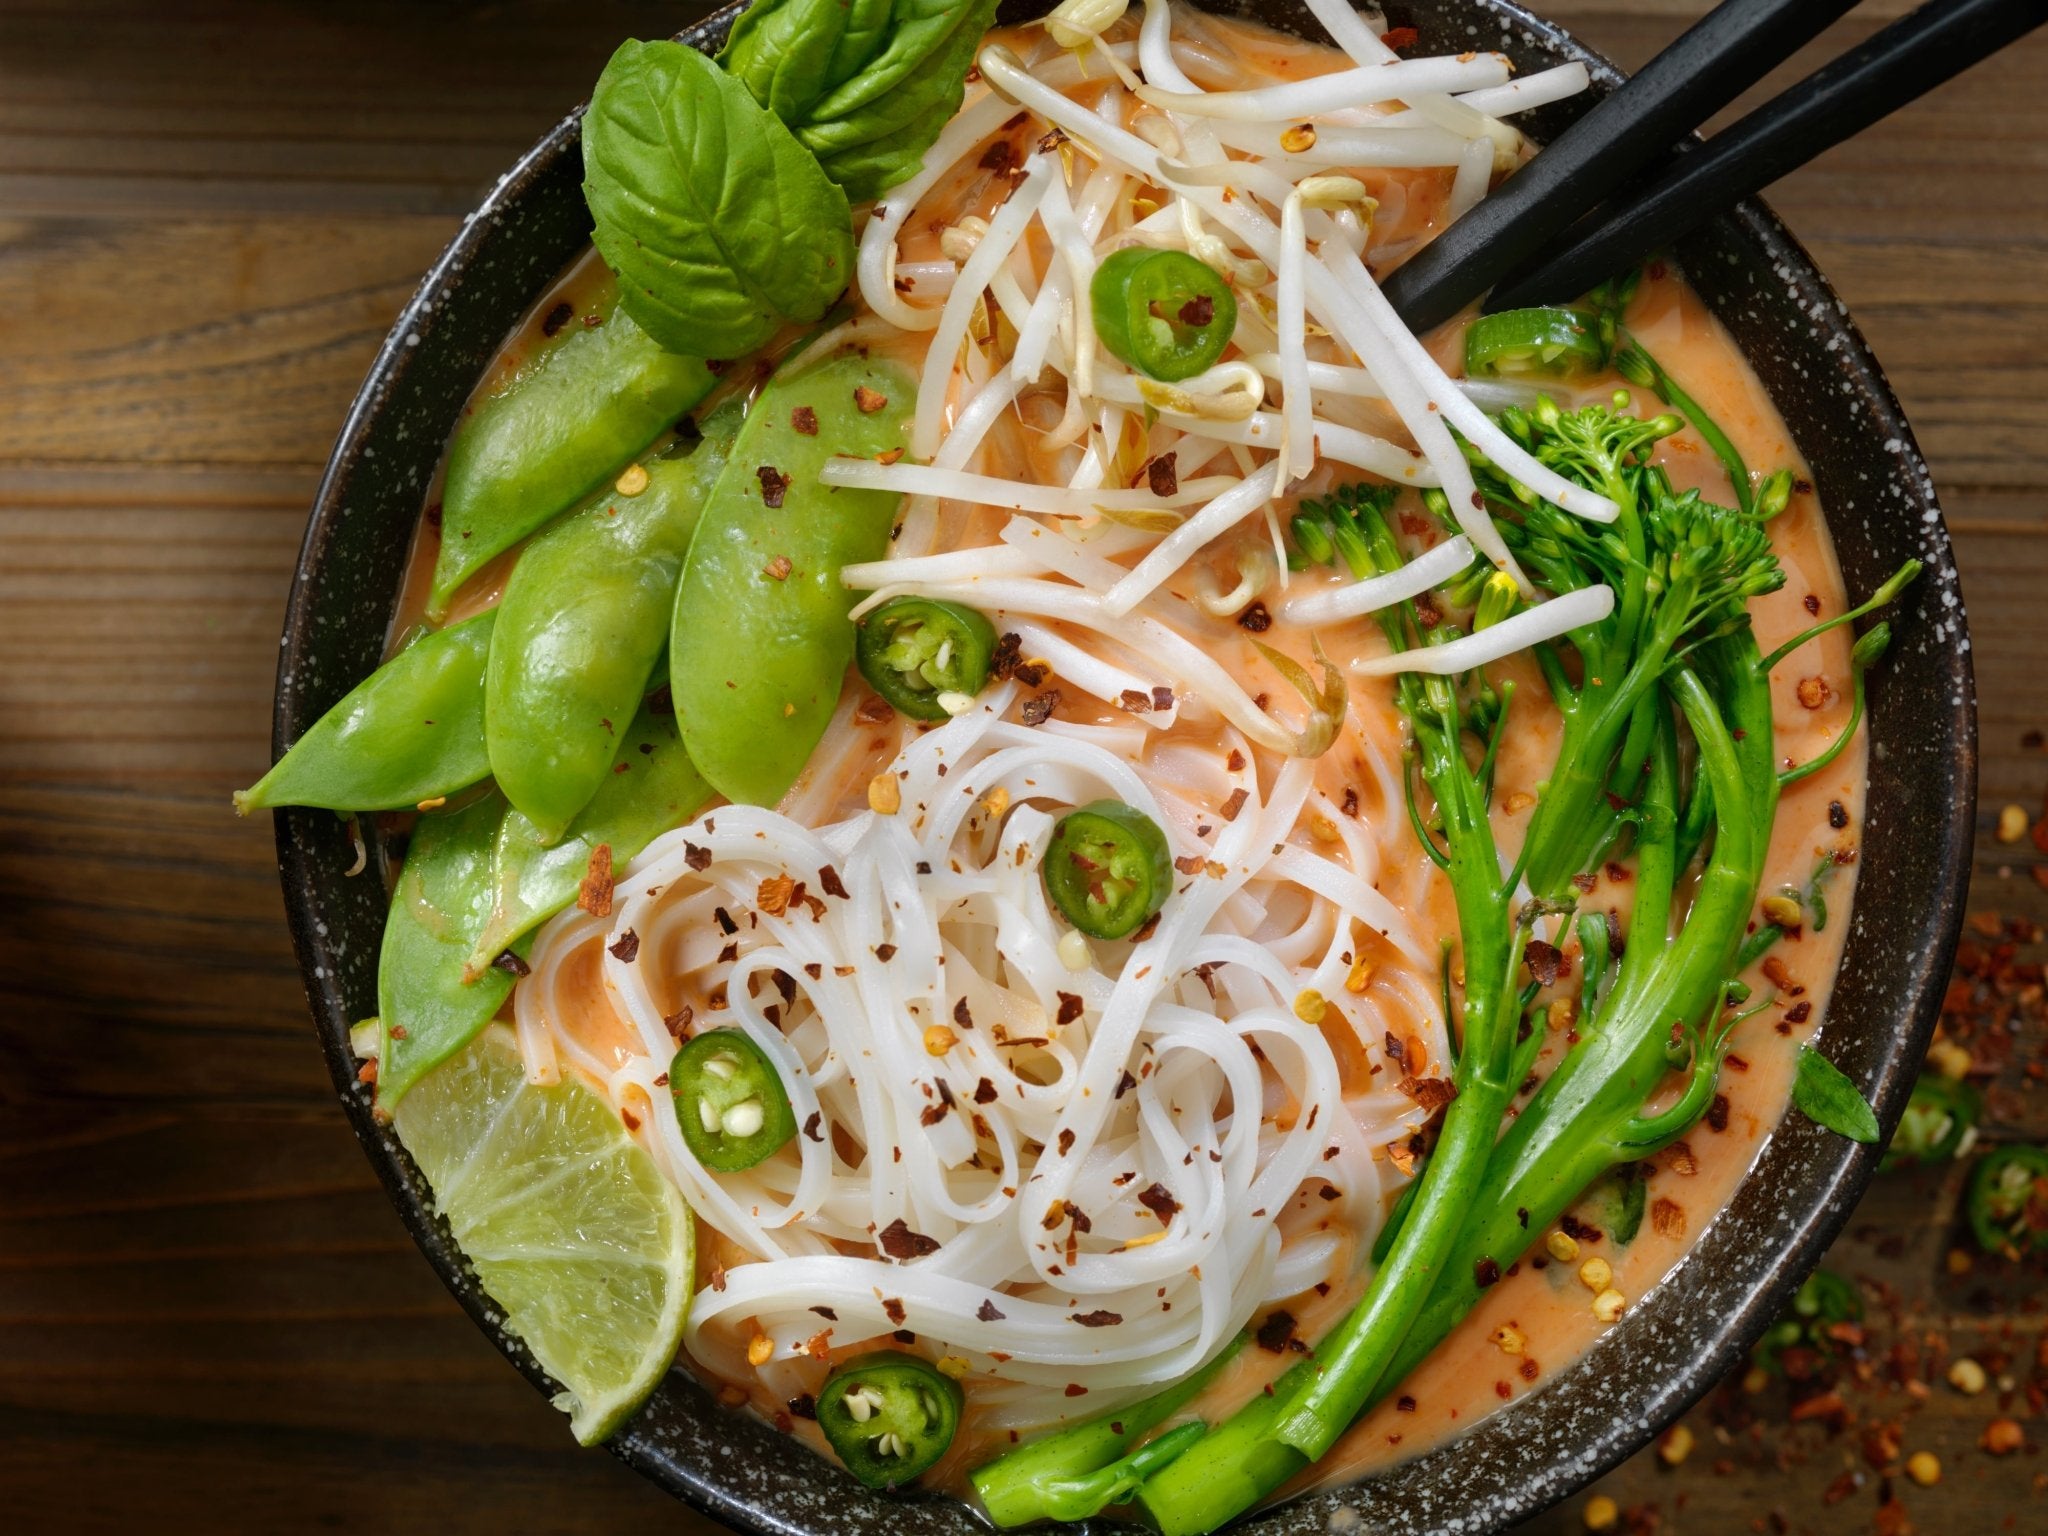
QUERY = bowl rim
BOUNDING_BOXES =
[274,3,1978,1532]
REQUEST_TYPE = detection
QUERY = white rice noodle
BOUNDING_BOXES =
[1279,533,1475,627]
[1275,191,1313,487]
[1137,54,1510,120]
[1352,584,1616,676]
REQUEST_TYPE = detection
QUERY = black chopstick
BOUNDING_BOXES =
[1380,0,1863,335]
[1487,0,2048,315]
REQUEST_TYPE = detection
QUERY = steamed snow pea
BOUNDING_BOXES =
[430,291,719,617]
[669,350,914,806]
[377,792,520,1108]
[485,402,741,840]
[235,611,494,814]
[461,704,712,982]
[381,700,710,1104]
[817,1351,962,1490]
[855,596,998,721]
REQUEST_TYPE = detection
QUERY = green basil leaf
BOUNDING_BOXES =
[717,0,895,122]
[723,0,1000,202]
[1793,1045,1880,1144]
[583,39,853,358]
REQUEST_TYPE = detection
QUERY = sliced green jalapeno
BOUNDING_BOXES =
[1090,247,1237,382]
[670,1030,798,1172]
[236,610,494,815]
[1880,1074,1981,1171]
[1043,800,1173,941]
[817,1351,963,1490]
[1462,306,1602,379]
[433,289,718,618]
[856,596,999,721]
[1967,1145,2048,1257]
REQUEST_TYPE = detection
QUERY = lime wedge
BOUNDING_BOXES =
[392,1027,693,1444]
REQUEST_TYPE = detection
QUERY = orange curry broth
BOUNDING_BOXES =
[390,11,1866,1510]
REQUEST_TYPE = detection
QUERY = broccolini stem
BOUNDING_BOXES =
[1614,339,1756,515]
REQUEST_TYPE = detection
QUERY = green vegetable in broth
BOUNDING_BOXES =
[583,39,854,360]
[720,0,1001,200]
[236,610,494,815]
[377,793,523,1109]
[669,350,914,807]
[433,294,717,617]
[463,705,713,983]
[485,403,740,840]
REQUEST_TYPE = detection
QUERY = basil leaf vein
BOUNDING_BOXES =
[583,39,853,358]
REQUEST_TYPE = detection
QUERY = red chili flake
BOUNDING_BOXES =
[1238,601,1272,632]
[714,906,738,935]
[977,1297,1006,1322]
[1148,452,1179,498]
[1474,1256,1501,1288]
[1785,1000,1813,1024]
[1761,956,1805,996]
[1021,689,1062,726]
[816,865,848,899]
[854,385,888,414]
[1256,1311,1299,1352]
[881,1297,908,1324]
[1065,1384,1088,1397]
[1121,688,1153,712]
[856,694,895,723]
[1604,860,1631,884]
[608,929,641,963]
[974,1077,998,1105]
[979,139,1016,173]
[1381,24,1419,48]
[1152,685,1175,711]
[763,553,793,581]
[879,1218,941,1260]
[1400,1076,1458,1112]
[1057,1128,1076,1155]
[1570,872,1597,895]
[1396,1395,1417,1412]
[803,1110,822,1142]
[1072,1310,1122,1328]
[1114,1069,1137,1098]
[1138,1183,1180,1221]
[787,1393,818,1420]
[577,843,615,916]
[1525,939,1564,987]
[1174,854,1206,875]
[665,1004,694,1039]
[684,842,712,872]
[989,632,1023,680]
[540,301,574,337]
[790,405,818,436]
[1560,1213,1603,1243]
[920,1099,951,1127]
[1706,1093,1731,1132]
[954,997,974,1027]
[874,942,897,961]
[756,466,789,508]
[492,950,531,977]
[1056,992,1085,1025]
[1220,788,1250,822]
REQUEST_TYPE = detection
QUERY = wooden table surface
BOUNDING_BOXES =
[2,3,2042,1532]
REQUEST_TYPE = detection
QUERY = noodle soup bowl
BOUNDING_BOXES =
[274,1,1976,1530]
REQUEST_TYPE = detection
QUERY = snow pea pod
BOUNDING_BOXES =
[485,402,741,840]
[669,350,913,805]
[377,791,520,1108]
[431,292,719,618]
[235,610,494,814]
[462,704,713,982]
[380,702,712,1102]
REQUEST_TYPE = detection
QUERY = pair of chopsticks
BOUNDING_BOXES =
[1384,0,2048,334]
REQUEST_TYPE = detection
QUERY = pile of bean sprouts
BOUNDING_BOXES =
[516,0,1613,1434]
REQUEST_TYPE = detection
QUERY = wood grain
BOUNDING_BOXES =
[0,3,2040,1533]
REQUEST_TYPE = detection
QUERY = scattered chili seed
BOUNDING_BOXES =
[615,462,650,496]
[854,385,889,414]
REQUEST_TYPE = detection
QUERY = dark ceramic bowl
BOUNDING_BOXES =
[273,2,1977,1531]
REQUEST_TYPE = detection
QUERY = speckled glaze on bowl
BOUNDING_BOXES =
[273,3,1976,1531]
